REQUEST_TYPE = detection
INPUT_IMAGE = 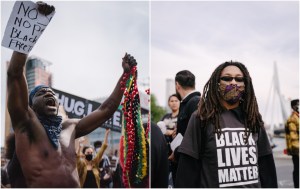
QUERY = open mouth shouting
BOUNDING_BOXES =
[45,97,57,109]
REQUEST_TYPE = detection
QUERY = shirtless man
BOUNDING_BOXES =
[6,3,137,187]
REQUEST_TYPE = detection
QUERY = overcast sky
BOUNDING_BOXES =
[1,1,149,146]
[151,1,299,127]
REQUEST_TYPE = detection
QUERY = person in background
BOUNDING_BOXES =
[94,139,113,188]
[160,94,180,133]
[151,122,169,188]
[170,70,201,185]
[94,141,111,168]
[176,61,277,188]
[112,163,124,188]
[175,70,201,137]
[77,129,110,188]
[5,133,27,188]
[157,94,180,186]
[111,150,119,172]
[285,99,299,188]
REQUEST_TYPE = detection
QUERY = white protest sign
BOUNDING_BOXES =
[1,1,55,54]
[170,133,183,151]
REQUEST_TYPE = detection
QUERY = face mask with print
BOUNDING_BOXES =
[219,84,245,105]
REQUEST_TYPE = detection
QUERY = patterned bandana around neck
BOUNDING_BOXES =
[38,115,62,149]
[219,84,245,105]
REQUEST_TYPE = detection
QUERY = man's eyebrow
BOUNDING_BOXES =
[35,88,55,95]
[39,89,47,93]
[37,89,45,93]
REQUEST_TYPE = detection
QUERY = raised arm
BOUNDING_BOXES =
[103,129,110,145]
[76,137,85,172]
[75,53,137,138]
[76,137,85,158]
[7,2,55,131]
[93,129,110,164]
[7,51,30,129]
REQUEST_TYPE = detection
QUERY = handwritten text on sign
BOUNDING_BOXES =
[1,1,55,54]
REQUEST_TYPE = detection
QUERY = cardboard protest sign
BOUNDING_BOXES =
[1,1,55,54]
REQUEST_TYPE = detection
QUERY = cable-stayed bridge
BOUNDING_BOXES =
[263,62,290,138]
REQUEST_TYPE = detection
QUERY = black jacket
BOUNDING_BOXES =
[177,91,201,136]
[151,123,169,188]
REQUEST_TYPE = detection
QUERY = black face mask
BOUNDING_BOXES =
[85,154,93,161]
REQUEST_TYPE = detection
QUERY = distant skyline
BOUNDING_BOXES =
[151,1,299,126]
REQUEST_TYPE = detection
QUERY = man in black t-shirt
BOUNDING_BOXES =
[176,61,277,188]
[170,70,201,185]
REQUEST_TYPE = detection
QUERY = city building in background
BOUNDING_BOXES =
[25,55,52,91]
[165,78,175,112]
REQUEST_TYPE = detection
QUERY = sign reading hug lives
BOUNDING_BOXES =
[53,88,122,132]
[1,1,55,54]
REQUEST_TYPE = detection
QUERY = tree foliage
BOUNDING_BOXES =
[150,94,166,123]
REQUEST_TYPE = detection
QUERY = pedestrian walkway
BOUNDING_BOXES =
[272,137,291,159]
[273,137,294,188]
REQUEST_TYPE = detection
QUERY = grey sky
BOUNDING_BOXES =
[151,1,299,126]
[1,1,149,146]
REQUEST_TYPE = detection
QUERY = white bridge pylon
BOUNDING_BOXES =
[263,62,289,136]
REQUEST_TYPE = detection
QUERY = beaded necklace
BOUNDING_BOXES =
[119,66,149,188]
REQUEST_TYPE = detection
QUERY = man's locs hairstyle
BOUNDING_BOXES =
[197,61,264,141]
